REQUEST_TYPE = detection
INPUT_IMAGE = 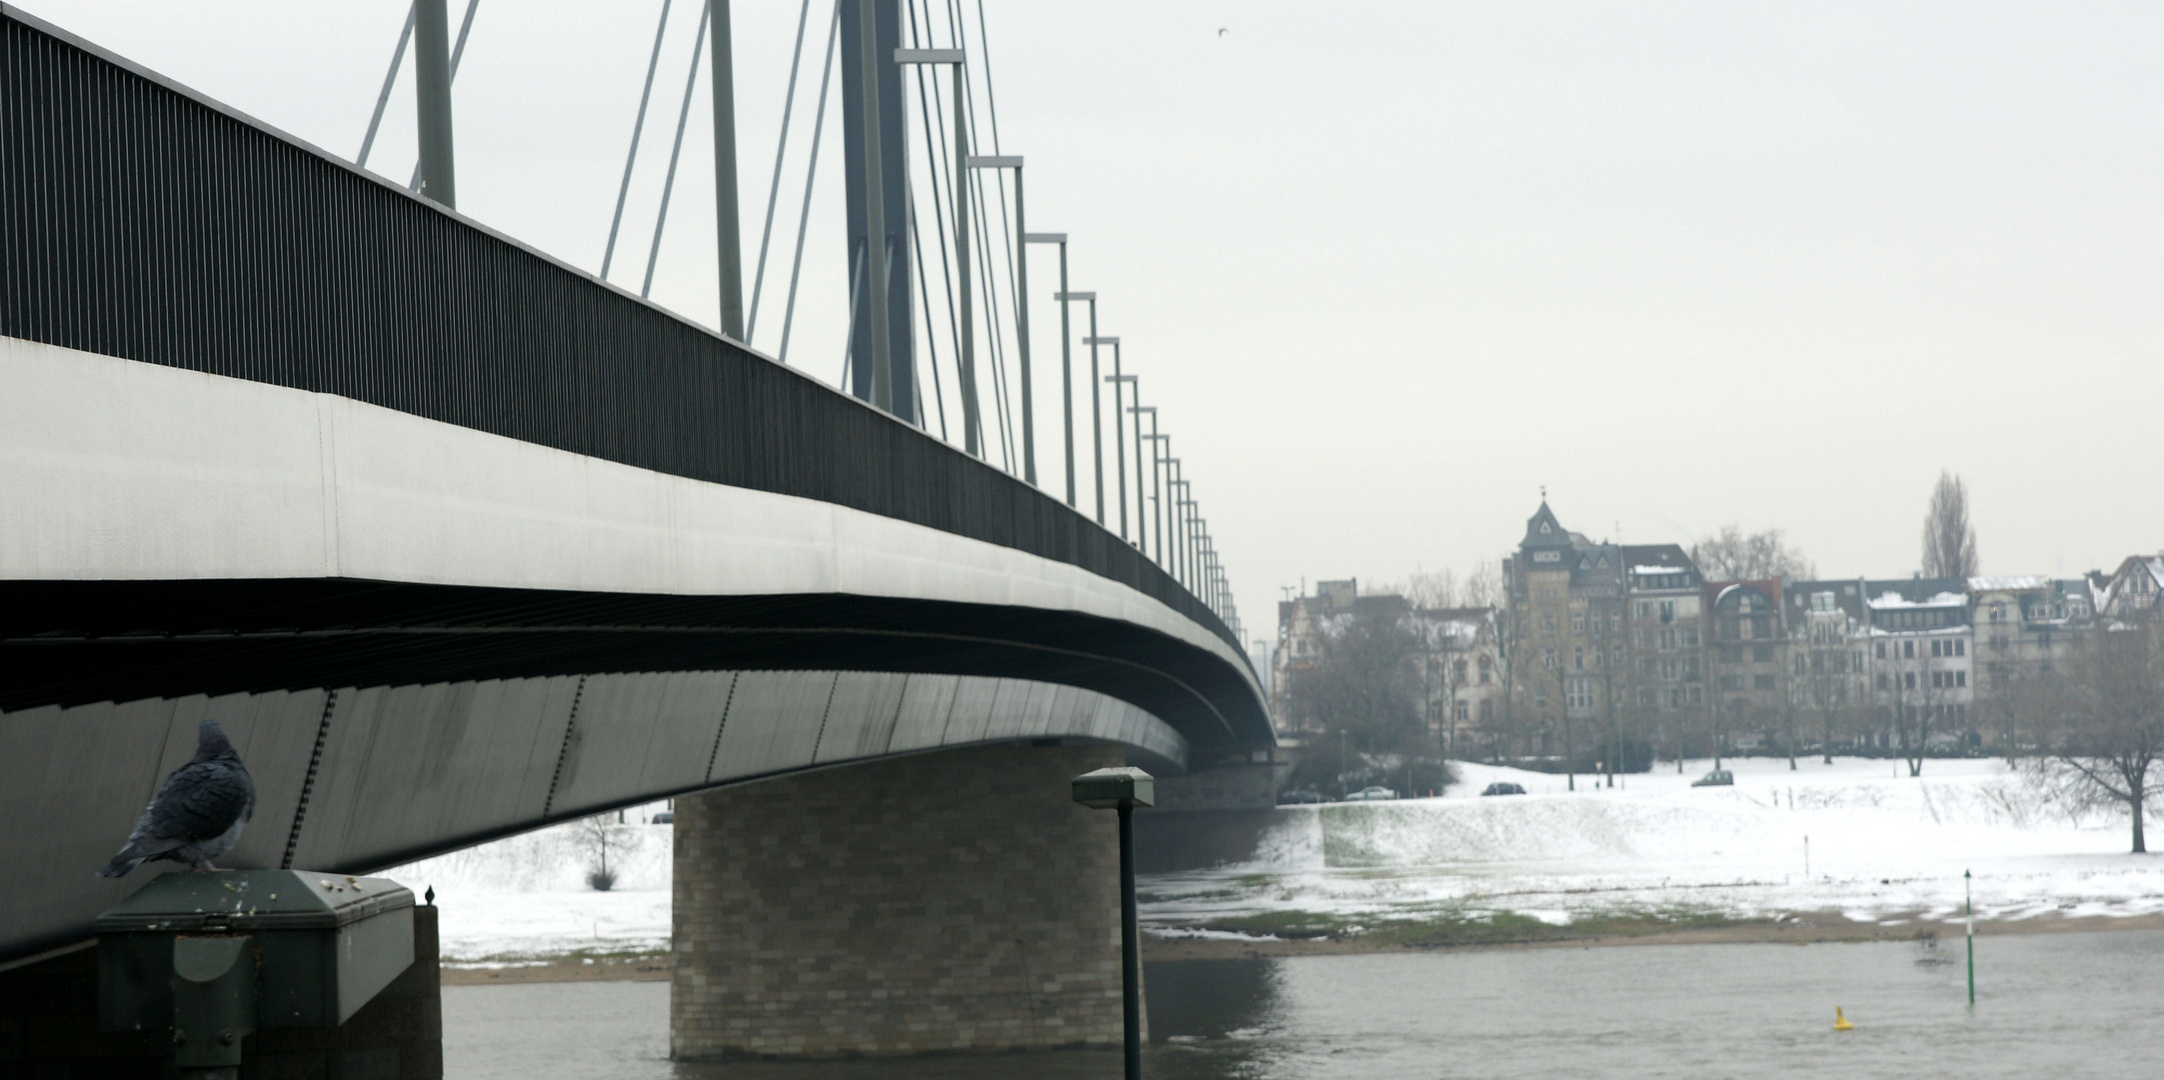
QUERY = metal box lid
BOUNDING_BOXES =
[95,870,412,933]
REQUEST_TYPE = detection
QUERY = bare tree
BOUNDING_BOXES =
[1286,603,1452,794]
[1395,569,1459,609]
[578,814,621,891]
[1921,471,1979,579]
[1691,525,1817,582]
[1461,560,1504,609]
[2020,619,2163,853]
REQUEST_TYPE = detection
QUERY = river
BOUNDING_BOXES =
[444,928,2164,1079]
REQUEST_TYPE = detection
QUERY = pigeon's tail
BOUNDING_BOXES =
[97,836,181,878]
[96,852,146,878]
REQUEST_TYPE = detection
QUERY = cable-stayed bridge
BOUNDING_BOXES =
[0,6,1265,1050]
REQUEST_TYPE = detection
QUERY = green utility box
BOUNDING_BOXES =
[97,870,415,1032]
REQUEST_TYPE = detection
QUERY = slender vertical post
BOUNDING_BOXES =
[1130,398,1147,553]
[954,65,977,452]
[710,0,745,337]
[1109,350,1126,539]
[1057,246,1073,503]
[1118,801,1141,1080]
[413,0,457,208]
[1965,868,1975,1005]
[1087,304,1103,523]
[1013,171,1035,484]
[856,1,893,413]
[1144,429,1166,566]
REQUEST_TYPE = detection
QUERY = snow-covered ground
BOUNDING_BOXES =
[1144,757,2164,937]
[375,759,2164,960]
[379,805,675,963]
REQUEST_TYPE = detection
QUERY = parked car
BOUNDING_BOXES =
[650,811,675,824]
[1343,786,1398,802]
[1277,789,1326,805]
[1691,770,1734,788]
[1479,782,1528,796]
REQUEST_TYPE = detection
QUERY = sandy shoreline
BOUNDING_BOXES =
[437,909,2164,984]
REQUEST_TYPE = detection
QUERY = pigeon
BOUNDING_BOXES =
[97,720,256,877]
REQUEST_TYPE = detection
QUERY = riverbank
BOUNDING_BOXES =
[433,907,2164,983]
[1140,906,2164,960]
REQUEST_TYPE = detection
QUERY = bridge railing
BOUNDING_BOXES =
[0,8,1239,656]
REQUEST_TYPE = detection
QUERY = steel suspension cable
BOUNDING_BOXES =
[743,0,815,342]
[641,0,711,298]
[357,6,415,167]
[906,195,949,440]
[776,2,840,365]
[907,0,970,453]
[600,0,676,281]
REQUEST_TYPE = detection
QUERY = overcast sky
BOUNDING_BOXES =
[22,1,2163,631]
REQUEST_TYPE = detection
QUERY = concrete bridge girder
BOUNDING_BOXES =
[0,668,1183,966]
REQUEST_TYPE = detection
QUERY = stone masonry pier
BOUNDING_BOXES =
[670,743,1135,1059]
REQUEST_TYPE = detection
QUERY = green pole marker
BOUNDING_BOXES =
[1965,868,1975,1005]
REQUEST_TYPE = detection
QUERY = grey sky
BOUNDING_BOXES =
[22,1,2162,630]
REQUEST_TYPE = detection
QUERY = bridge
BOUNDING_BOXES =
[0,2,1268,1059]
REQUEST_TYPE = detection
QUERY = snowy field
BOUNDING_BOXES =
[377,759,2164,961]
[1144,756,2164,938]
[379,805,675,963]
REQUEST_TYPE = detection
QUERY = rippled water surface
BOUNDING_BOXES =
[445,929,2164,1079]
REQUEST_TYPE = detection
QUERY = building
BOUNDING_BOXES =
[1863,577,1975,750]
[1783,580,1874,753]
[1505,501,1629,762]
[1271,578,1502,748]
[1705,579,1789,751]
[1621,546,1709,757]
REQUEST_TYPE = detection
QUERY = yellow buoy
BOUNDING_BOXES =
[1834,1007,1854,1031]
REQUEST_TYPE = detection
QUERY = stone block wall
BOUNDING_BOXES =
[671,743,1133,1059]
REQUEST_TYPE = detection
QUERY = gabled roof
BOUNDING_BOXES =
[1521,501,1571,549]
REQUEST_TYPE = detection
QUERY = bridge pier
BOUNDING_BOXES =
[670,743,1137,1059]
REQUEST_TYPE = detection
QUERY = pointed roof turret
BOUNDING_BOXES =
[1522,501,1570,550]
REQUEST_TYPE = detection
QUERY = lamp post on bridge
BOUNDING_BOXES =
[1070,766,1154,1080]
[970,155,1034,485]
[1136,414,1167,568]
[894,47,972,446]
[1108,373,1143,551]
[1025,232,1072,505]
[1056,292,1102,523]
[1086,338,1126,541]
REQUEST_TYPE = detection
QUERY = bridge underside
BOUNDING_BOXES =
[0,667,1182,965]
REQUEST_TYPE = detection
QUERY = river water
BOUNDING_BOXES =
[444,929,2164,1079]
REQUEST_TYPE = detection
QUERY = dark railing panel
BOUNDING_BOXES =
[0,10,1236,652]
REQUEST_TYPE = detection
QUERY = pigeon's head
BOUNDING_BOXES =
[194,720,239,761]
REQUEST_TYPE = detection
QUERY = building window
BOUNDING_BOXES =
[1573,612,1585,634]
[1721,646,1742,663]
[1753,645,1773,663]
[1455,701,1470,722]
[1903,641,1916,659]
[1684,628,1700,647]
[1688,686,1703,704]
[1542,648,1557,669]
[1573,646,1585,671]
[1957,671,1967,687]
[1877,673,1889,690]
[1720,675,1741,691]
[1479,657,1493,683]
[1543,613,1557,634]
[1955,640,1966,657]
[1876,642,1887,659]
[1659,600,1676,622]
[1610,614,1622,633]
[1904,672,1917,690]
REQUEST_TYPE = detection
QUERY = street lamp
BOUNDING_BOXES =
[970,155,1033,485]
[1070,766,1154,1080]
[894,48,973,450]
[1137,416,1168,568]
[1087,338,1126,541]
[1024,232,1071,504]
[1056,291,1102,523]
[1108,372,1142,550]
